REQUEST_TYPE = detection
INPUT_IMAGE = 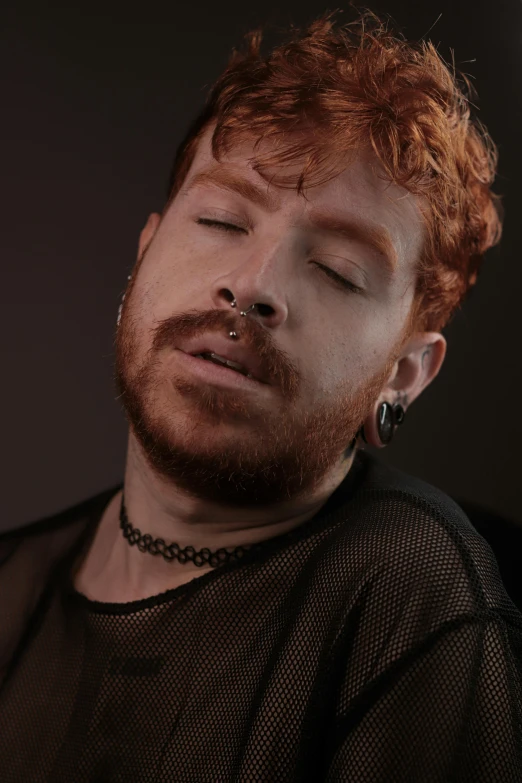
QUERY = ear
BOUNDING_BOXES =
[137,212,162,260]
[386,331,447,409]
[361,332,447,448]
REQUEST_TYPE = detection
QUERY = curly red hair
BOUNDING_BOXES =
[164,8,503,336]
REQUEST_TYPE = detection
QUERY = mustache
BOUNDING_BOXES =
[151,307,300,399]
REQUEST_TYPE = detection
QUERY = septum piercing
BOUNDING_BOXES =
[229,298,255,340]
[230,299,256,317]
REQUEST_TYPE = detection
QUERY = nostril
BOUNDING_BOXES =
[256,304,273,317]
[221,289,236,304]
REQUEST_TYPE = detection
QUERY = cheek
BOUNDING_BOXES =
[131,244,211,325]
[305,340,357,399]
[310,322,394,400]
[151,215,217,277]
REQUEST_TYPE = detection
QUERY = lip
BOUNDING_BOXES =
[175,349,271,392]
[177,334,269,384]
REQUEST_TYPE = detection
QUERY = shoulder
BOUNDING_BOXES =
[353,448,471,520]
[335,450,509,617]
[350,448,481,539]
[0,484,122,568]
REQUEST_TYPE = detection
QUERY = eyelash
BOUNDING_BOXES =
[195,218,362,294]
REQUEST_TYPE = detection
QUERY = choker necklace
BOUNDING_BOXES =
[119,294,266,569]
[119,494,263,568]
[117,293,397,568]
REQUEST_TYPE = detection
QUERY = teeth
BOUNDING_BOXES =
[215,354,249,374]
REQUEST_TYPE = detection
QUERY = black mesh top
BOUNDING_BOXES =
[1,449,521,782]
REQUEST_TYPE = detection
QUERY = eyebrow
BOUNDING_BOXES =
[184,166,398,280]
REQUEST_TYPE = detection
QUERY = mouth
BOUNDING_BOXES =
[175,350,269,391]
[192,351,255,379]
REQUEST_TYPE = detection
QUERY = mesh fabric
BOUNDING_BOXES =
[0,449,521,782]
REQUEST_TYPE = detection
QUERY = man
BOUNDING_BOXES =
[1,9,520,782]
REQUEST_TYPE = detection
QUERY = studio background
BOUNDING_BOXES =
[2,0,521,530]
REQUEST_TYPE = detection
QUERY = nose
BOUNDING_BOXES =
[222,290,274,318]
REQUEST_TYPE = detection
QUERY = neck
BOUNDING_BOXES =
[73,434,356,603]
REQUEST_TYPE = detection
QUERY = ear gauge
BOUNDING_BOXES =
[376,401,406,446]
[393,403,405,426]
[354,401,406,449]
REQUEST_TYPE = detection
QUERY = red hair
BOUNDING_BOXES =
[165,8,503,336]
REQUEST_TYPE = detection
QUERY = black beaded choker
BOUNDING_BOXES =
[119,494,263,568]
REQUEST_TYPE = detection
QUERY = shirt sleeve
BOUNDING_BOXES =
[324,612,522,782]
[320,498,522,783]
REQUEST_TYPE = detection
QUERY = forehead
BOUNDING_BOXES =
[182,125,425,278]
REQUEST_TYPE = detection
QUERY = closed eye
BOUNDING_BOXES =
[312,263,362,294]
[196,218,245,234]
[196,218,362,294]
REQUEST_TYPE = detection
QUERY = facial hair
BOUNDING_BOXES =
[114,266,402,509]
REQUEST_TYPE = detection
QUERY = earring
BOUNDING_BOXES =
[353,401,406,449]
[376,401,405,445]
[116,274,132,327]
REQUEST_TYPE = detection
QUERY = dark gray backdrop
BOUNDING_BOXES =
[2,0,521,530]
